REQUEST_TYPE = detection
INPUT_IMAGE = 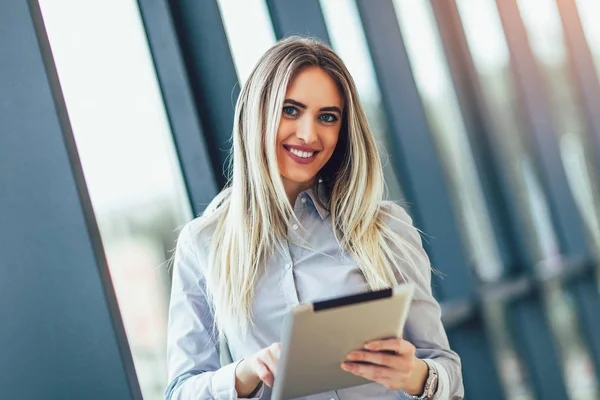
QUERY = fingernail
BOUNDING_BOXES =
[341,363,349,370]
[364,343,375,350]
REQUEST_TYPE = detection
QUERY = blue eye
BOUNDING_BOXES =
[320,114,338,123]
[283,106,298,116]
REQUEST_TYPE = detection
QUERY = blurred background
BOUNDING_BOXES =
[3,0,600,399]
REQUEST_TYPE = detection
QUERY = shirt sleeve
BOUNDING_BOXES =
[381,202,465,400]
[164,223,264,400]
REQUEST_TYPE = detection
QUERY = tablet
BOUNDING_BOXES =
[272,283,415,400]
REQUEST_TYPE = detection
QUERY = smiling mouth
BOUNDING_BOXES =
[283,145,320,159]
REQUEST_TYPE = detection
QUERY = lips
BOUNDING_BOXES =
[283,145,319,165]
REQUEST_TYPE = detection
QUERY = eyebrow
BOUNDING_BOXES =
[284,99,342,115]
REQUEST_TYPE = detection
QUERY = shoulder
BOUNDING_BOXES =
[378,201,422,245]
[378,201,432,283]
[175,192,229,264]
[379,200,411,220]
[177,217,215,254]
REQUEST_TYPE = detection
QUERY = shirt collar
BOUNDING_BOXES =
[302,179,330,220]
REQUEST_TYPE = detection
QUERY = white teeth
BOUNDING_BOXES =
[289,148,315,158]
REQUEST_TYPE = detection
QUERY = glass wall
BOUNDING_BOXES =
[38,1,192,399]
[24,0,600,397]
[457,0,599,398]
[319,0,405,205]
[456,0,561,268]
[391,5,532,395]
[575,0,600,80]
[391,0,503,282]
[518,0,600,259]
[216,0,276,86]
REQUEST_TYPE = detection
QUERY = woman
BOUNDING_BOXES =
[164,36,463,400]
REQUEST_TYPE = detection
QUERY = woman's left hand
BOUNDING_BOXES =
[341,338,429,395]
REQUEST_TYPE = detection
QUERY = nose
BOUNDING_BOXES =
[296,115,318,144]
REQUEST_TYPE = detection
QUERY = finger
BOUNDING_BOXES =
[270,342,281,361]
[364,338,416,356]
[260,346,279,376]
[345,350,400,369]
[341,362,395,382]
[262,349,279,375]
[254,359,275,387]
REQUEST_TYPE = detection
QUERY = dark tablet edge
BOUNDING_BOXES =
[313,288,393,312]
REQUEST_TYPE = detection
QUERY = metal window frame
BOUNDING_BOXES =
[556,0,600,172]
[137,0,219,215]
[429,0,532,275]
[266,0,331,44]
[0,1,142,398]
[496,0,591,259]
[164,0,240,189]
[429,0,600,397]
[495,0,600,390]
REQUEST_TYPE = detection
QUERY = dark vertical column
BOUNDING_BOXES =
[446,315,506,399]
[497,0,590,259]
[431,4,572,397]
[508,293,568,400]
[265,0,331,44]
[0,1,141,399]
[137,0,219,215]
[430,0,530,275]
[556,0,600,170]
[356,1,502,398]
[496,0,600,393]
[356,0,475,301]
[167,0,240,188]
[571,265,600,376]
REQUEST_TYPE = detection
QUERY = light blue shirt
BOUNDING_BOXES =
[165,183,464,399]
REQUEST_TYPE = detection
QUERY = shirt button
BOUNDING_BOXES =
[301,197,307,204]
[292,224,298,230]
[285,263,291,269]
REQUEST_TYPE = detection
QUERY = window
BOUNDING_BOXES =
[392,0,503,282]
[319,0,405,205]
[458,1,600,397]
[216,0,276,86]
[38,1,192,398]
[575,0,600,80]
[518,0,600,258]
[456,0,561,269]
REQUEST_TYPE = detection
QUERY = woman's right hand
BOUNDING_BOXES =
[235,342,281,396]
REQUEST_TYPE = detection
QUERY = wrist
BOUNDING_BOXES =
[234,359,262,397]
[404,358,429,396]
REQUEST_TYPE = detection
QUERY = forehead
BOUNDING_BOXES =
[285,66,344,109]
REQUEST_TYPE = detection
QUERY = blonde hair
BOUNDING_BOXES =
[190,36,427,338]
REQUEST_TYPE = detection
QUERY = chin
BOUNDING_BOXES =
[282,172,317,184]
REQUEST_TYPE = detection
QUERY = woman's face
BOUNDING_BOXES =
[276,66,344,187]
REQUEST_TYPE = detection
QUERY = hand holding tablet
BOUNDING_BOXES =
[341,336,430,396]
[271,283,416,400]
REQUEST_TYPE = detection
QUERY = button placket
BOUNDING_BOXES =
[283,235,300,306]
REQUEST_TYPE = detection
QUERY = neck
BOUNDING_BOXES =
[282,177,316,205]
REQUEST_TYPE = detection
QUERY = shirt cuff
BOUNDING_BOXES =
[210,359,264,400]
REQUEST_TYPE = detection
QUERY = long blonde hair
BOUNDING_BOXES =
[190,36,427,338]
